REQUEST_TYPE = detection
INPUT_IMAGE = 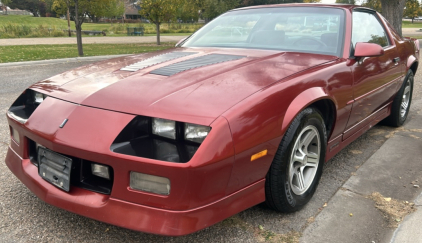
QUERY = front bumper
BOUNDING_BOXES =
[6,146,265,236]
[5,97,266,235]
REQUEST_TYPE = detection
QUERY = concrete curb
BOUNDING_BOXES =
[0,54,129,67]
[300,100,422,243]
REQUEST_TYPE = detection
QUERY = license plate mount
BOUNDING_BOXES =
[38,147,72,192]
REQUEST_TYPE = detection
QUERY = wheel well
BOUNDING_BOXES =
[309,99,336,138]
[410,61,418,75]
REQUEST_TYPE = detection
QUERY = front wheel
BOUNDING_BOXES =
[265,107,326,213]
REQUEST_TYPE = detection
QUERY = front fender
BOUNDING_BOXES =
[281,87,336,132]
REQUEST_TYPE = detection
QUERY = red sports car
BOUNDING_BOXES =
[5,4,418,236]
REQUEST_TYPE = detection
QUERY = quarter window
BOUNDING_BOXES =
[352,11,390,47]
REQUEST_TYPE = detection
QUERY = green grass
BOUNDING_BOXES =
[0,43,174,63]
[0,15,202,38]
[402,20,422,28]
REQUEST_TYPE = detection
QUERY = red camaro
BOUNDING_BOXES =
[5,4,418,236]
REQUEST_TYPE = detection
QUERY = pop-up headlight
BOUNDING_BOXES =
[152,118,176,139]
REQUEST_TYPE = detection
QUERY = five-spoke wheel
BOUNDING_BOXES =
[265,107,326,213]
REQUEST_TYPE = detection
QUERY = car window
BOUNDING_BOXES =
[183,7,345,57]
[352,11,390,47]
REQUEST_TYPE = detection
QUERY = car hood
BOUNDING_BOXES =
[31,48,337,125]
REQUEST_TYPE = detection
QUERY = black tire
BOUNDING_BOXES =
[265,107,327,213]
[383,70,414,127]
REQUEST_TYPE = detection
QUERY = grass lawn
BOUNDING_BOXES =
[0,15,202,38]
[402,20,422,28]
[0,43,174,63]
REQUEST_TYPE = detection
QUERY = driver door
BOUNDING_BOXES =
[343,10,402,140]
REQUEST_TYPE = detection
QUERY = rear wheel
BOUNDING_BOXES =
[265,107,326,212]
[384,70,414,127]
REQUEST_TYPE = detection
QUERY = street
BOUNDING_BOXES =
[0,59,421,242]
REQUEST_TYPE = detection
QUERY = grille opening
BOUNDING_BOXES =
[28,139,114,195]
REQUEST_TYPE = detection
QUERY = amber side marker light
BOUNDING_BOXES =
[251,150,268,161]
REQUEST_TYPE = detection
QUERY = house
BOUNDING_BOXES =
[125,3,141,20]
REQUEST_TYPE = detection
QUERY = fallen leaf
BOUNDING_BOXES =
[384,197,391,202]
[323,203,328,207]
[349,213,353,217]
[259,225,264,230]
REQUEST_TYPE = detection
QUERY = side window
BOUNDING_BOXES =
[352,11,390,47]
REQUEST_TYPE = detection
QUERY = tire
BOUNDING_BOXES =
[265,107,327,213]
[383,70,414,127]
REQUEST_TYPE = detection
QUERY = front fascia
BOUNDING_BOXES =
[6,97,236,211]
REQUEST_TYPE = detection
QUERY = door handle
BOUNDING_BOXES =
[393,57,400,65]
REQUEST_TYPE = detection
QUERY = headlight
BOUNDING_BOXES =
[34,91,46,104]
[152,118,176,139]
[185,123,211,143]
[112,116,210,163]
[7,89,47,124]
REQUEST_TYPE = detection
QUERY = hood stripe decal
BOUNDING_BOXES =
[149,54,246,76]
[120,52,198,72]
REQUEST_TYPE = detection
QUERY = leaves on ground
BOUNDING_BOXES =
[369,192,417,228]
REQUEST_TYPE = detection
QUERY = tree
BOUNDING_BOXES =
[2,0,11,14]
[335,0,356,4]
[361,0,382,13]
[380,0,406,36]
[53,0,92,56]
[177,0,200,23]
[139,0,182,45]
[201,0,240,20]
[8,0,46,17]
[102,0,126,23]
[239,0,302,6]
[403,0,422,23]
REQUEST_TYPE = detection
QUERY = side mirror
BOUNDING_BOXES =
[175,37,188,47]
[354,42,384,57]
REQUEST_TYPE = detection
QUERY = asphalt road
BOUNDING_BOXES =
[0,59,420,242]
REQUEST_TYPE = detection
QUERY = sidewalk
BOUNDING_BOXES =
[0,36,187,46]
[403,28,422,37]
[301,99,422,243]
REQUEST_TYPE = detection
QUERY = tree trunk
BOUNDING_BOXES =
[380,0,406,36]
[67,8,71,37]
[76,24,83,56]
[74,0,84,57]
[156,22,161,45]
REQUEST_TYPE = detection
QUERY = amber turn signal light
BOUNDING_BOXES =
[251,150,268,161]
